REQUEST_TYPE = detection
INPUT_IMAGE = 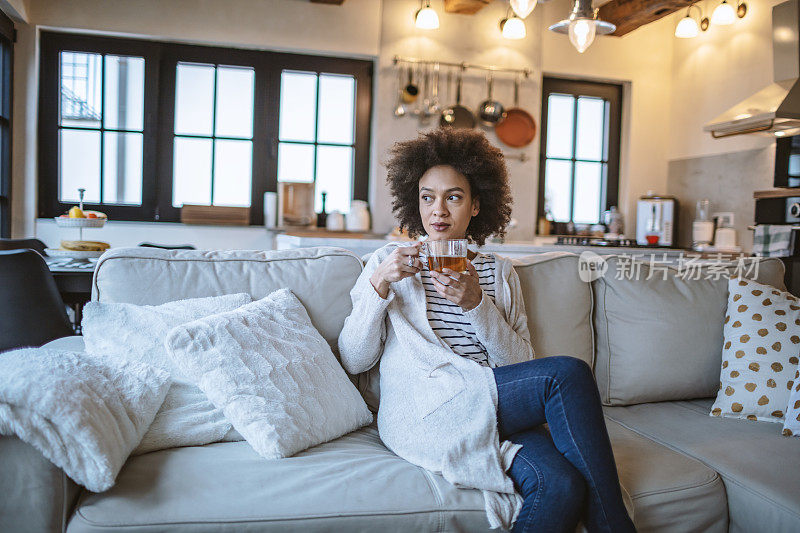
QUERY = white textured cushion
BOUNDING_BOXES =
[82,293,252,454]
[166,288,372,459]
[0,348,169,492]
[593,255,786,406]
[711,278,800,423]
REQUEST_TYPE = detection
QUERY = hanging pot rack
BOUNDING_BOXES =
[393,55,531,78]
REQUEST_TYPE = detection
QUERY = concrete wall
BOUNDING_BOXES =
[11,0,680,248]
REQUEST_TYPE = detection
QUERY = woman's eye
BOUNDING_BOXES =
[448,195,462,201]
[421,195,433,202]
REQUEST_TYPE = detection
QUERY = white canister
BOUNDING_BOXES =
[714,227,738,250]
[346,200,371,232]
[692,220,714,246]
[263,191,278,229]
[326,210,345,231]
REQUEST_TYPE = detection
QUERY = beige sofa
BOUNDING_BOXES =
[1,246,798,532]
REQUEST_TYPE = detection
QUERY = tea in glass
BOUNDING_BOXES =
[423,239,468,273]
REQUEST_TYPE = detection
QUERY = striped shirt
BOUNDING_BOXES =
[419,251,497,367]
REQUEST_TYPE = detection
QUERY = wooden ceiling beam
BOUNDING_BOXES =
[598,0,693,36]
[309,0,346,5]
[444,0,491,15]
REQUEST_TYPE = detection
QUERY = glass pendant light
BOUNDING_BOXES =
[415,0,440,30]
[711,0,736,25]
[510,0,537,19]
[675,4,701,38]
[548,0,615,54]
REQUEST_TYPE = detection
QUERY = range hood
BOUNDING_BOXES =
[704,0,800,138]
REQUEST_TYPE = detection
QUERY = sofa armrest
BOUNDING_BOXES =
[0,435,81,533]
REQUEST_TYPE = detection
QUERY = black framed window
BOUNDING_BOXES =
[0,10,13,238]
[537,77,622,226]
[39,32,373,224]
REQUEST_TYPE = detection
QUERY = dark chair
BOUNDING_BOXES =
[139,242,196,250]
[0,238,48,256]
[0,250,73,352]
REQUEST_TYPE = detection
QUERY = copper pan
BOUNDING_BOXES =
[495,75,536,148]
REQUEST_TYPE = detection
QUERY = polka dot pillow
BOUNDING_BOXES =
[711,278,800,423]
[784,366,800,437]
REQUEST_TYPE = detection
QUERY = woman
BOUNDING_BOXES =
[338,128,635,532]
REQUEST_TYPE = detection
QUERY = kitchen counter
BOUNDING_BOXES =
[274,232,735,261]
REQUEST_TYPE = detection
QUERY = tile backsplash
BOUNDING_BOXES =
[666,146,774,253]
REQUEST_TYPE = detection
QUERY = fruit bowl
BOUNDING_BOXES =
[54,217,106,228]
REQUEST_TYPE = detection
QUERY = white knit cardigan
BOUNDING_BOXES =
[338,242,536,530]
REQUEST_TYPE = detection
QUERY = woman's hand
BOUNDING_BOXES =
[370,243,423,299]
[429,261,483,311]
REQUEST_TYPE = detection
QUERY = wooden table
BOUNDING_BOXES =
[44,256,95,333]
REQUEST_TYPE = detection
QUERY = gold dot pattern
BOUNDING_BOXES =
[712,277,800,428]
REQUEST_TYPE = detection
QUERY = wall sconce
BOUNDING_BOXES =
[500,9,527,39]
[711,0,737,25]
[415,0,440,30]
[674,4,709,38]
[548,0,616,54]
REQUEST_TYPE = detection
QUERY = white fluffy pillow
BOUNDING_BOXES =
[711,278,800,423]
[784,365,800,437]
[82,293,252,454]
[165,288,373,459]
[0,348,169,492]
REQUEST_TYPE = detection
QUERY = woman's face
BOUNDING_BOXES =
[418,165,479,241]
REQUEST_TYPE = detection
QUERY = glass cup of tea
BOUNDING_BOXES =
[422,239,468,273]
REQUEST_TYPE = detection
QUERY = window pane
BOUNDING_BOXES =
[103,132,143,205]
[104,55,145,131]
[59,129,100,203]
[279,71,317,142]
[175,63,214,136]
[60,51,102,128]
[543,159,572,223]
[315,145,353,214]
[277,142,315,182]
[215,66,254,138]
[573,162,602,224]
[545,94,574,159]
[213,139,252,206]
[575,97,605,162]
[317,74,355,145]
[173,137,212,207]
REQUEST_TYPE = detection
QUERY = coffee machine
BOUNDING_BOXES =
[636,193,678,247]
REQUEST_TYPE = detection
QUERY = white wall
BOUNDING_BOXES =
[668,0,781,160]
[13,0,679,247]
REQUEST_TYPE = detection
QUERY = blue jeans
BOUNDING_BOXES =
[493,356,636,533]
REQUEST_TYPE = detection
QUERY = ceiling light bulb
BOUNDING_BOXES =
[501,16,527,39]
[510,0,537,19]
[415,2,439,30]
[675,14,699,38]
[569,19,596,53]
[711,0,736,25]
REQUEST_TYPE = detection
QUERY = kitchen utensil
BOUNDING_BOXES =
[427,62,441,115]
[393,66,406,117]
[478,73,506,127]
[439,68,475,129]
[346,200,370,232]
[402,64,419,104]
[495,75,536,147]
[415,63,430,118]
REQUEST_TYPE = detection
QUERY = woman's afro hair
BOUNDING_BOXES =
[385,128,512,246]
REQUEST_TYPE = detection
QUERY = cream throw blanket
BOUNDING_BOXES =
[339,243,536,530]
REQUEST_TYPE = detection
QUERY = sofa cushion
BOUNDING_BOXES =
[604,398,800,533]
[92,247,363,350]
[66,423,495,533]
[512,252,594,367]
[593,256,785,406]
[604,417,727,532]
